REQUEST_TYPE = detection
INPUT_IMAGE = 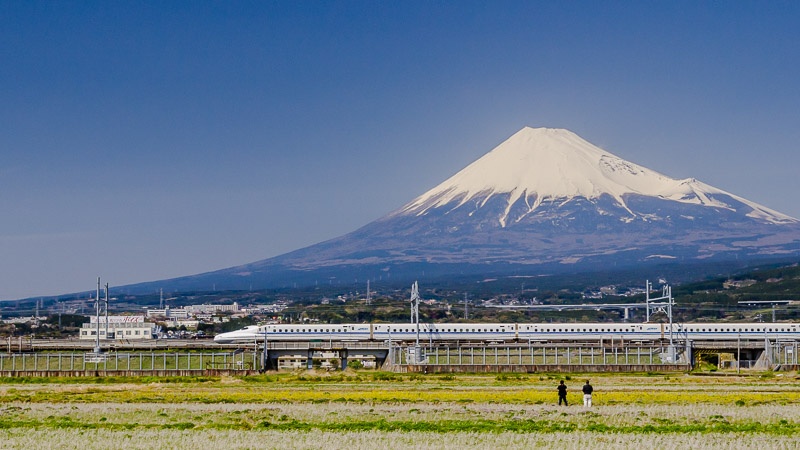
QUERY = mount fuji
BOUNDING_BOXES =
[141,127,800,291]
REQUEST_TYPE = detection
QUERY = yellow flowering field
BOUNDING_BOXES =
[0,372,798,449]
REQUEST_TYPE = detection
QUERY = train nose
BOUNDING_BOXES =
[213,334,232,344]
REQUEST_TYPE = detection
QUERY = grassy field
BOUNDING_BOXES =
[0,371,798,449]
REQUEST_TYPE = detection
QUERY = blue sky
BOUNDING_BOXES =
[2,1,799,300]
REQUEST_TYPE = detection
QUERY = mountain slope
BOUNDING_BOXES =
[126,127,800,292]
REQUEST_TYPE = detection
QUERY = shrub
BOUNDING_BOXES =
[348,360,364,370]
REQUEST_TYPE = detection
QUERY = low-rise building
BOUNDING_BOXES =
[79,315,156,340]
[145,306,189,320]
[185,302,239,314]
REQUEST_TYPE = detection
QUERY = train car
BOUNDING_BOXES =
[213,323,372,343]
[370,323,517,342]
[678,322,799,341]
[518,323,665,342]
[213,321,800,344]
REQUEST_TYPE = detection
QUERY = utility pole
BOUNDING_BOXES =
[464,293,468,320]
[261,328,269,372]
[667,284,673,351]
[33,299,40,340]
[737,332,741,374]
[645,280,676,361]
[104,283,110,340]
[410,282,420,344]
[95,277,101,354]
[410,282,421,363]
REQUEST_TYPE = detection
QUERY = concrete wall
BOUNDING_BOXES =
[397,364,689,373]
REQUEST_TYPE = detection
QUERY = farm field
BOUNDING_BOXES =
[0,372,798,449]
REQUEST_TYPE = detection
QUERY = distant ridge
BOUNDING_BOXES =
[120,127,800,293]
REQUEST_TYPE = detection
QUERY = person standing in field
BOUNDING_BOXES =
[582,380,593,407]
[557,380,568,406]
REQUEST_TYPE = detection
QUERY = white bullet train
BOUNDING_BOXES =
[213,322,800,344]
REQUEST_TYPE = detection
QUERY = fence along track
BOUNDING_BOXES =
[2,340,796,376]
[0,351,260,376]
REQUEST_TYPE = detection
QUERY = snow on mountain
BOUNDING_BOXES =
[400,127,796,226]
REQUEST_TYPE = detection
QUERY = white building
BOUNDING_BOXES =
[79,315,156,340]
[145,306,190,319]
[184,302,240,314]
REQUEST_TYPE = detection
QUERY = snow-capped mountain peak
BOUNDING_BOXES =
[119,126,800,294]
[400,127,796,226]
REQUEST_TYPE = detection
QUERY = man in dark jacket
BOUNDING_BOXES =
[582,380,593,407]
[557,380,568,405]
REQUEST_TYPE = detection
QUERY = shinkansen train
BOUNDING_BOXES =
[213,322,800,344]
